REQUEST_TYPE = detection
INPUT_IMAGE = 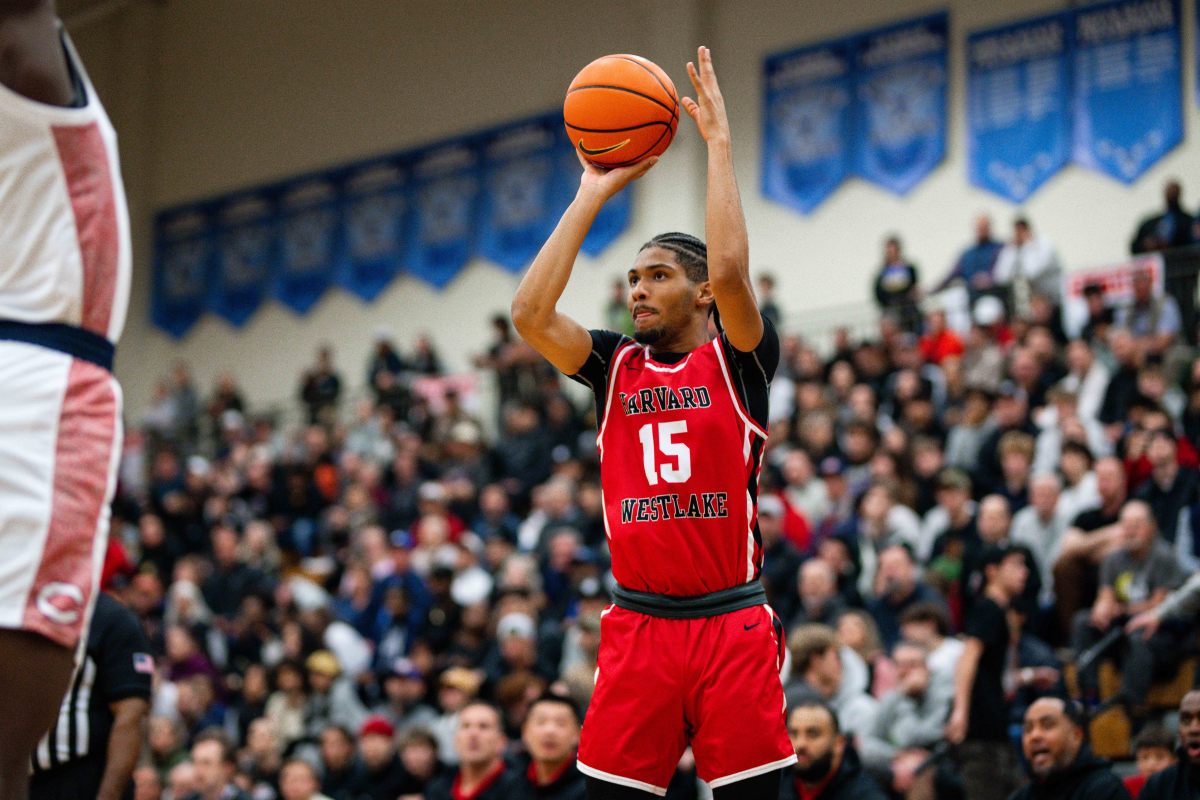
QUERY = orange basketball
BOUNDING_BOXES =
[564,54,679,168]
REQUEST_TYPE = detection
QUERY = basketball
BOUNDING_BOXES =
[564,54,679,168]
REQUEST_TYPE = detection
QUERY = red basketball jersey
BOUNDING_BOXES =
[597,338,768,596]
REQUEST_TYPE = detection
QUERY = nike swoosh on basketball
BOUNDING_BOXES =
[578,138,630,156]
[743,622,760,631]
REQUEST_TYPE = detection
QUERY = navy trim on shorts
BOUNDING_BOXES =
[0,321,114,372]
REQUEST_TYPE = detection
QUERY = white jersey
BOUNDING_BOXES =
[0,32,130,343]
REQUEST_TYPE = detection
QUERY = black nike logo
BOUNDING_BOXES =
[578,138,630,156]
[743,622,760,631]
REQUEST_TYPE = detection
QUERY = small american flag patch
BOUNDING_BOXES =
[132,653,155,674]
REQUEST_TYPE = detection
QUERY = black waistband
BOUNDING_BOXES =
[612,581,767,619]
[0,321,114,371]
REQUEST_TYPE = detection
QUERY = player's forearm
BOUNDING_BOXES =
[96,701,147,800]
[703,139,750,293]
[511,190,604,333]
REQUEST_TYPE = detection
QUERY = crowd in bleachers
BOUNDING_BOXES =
[107,180,1200,800]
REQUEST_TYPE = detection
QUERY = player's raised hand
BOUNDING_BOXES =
[576,150,658,202]
[682,46,730,144]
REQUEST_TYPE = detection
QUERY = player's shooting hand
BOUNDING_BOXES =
[682,46,729,144]
[577,151,658,202]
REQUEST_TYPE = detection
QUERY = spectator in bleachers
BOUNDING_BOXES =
[1122,724,1176,798]
[1061,338,1110,424]
[1005,604,1063,724]
[836,609,897,698]
[511,693,586,799]
[1135,426,1200,561]
[1010,697,1128,800]
[304,650,369,740]
[185,729,250,800]
[300,345,342,425]
[866,543,944,651]
[1072,501,1187,714]
[786,624,880,745]
[962,298,1008,392]
[792,559,848,631]
[1116,268,1183,361]
[1011,474,1069,606]
[278,758,334,800]
[873,235,922,333]
[1138,690,1200,799]
[994,217,1063,318]
[946,545,1029,800]
[758,495,804,619]
[1054,456,1129,644]
[859,640,953,799]
[425,701,516,800]
[1081,282,1117,345]
[355,715,409,800]
[780,699,887,800]
[919,303,963,367]
[1131,179,1194,254]
[758,271,783,326]
[411,333,443,376]
[316,724,364,799]
[935,214,1004,300]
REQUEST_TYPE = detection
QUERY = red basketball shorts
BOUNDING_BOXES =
[577,602,796,794]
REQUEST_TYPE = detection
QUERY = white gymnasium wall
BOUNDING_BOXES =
[66,0,1200,418]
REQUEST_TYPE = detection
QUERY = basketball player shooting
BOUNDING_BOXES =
[512,47,795,799]
[0,2,130,798]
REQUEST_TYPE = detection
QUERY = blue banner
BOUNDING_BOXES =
[1072,0,1182,183]
[339,159,408,302]
[210,193,273,327]
[853,13,949,195]
[478,116,562,272]
[274,178,338,314]
[407,142,481,289]
[761,39,855,214]
[152,207,212,339]
[967,13,1073,202]
[551,143,633,256]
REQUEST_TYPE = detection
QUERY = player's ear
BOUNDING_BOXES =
[695,280,714,309]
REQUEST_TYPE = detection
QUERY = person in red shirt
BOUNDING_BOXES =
[424,701,516,800]
[1123,724,1176,798]
[918,305,964,366]
[512,47,793,799]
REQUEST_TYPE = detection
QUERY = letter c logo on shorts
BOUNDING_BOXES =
[36,582,84,626]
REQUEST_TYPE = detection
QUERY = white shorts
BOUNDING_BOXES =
[0,341,122,649]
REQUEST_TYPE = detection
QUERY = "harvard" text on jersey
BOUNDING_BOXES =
[619,386,712,416]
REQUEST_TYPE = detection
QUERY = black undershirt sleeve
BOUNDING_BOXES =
[718,314,779,431]
[569,329,631,429]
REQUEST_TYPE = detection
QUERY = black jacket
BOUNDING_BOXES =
[424,763,519,800]
[1139,758,1200,799]
[779,747,886,800]
[1007,747,1130,800]
[508,754,587,800]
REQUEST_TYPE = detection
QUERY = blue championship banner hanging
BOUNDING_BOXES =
[339,159,408,301]
[1071,0,1182,183]
[152,207,212,339]
[274,178,338,314]
[967,13,1072,202]
[211,193,274,326]
[761,39,855,214]
[478,116,561,272]
[853,13,949,195]
[407,142,481,289]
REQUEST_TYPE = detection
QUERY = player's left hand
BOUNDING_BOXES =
[682,46,730,144]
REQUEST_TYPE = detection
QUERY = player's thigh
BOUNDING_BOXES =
[579,607,689,795]
[689,605,795,788]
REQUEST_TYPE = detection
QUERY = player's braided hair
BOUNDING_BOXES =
[640,232,707,284]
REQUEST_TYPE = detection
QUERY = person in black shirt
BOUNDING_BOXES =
[424,701,516,800]
[30,592,153,800]
[354,716,409,800]
[1009,697,1129,800]
[1131,179,1194,254]
[512,693,586,800]
[1141,690,1200,799]
[947,545,1028,800]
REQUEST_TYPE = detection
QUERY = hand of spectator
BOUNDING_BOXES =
[1126,609,1161,639]
[1030,666,1059,690]
[1090,599,1118,631]
[945,706,967,745]
[891,750,927,792]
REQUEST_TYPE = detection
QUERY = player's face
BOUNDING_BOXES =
[522,702,580,763]
[454,705,505,767]
[627,247,704,345]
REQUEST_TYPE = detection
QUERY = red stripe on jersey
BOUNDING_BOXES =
[23,360,117,647]
[52,123,118,338]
